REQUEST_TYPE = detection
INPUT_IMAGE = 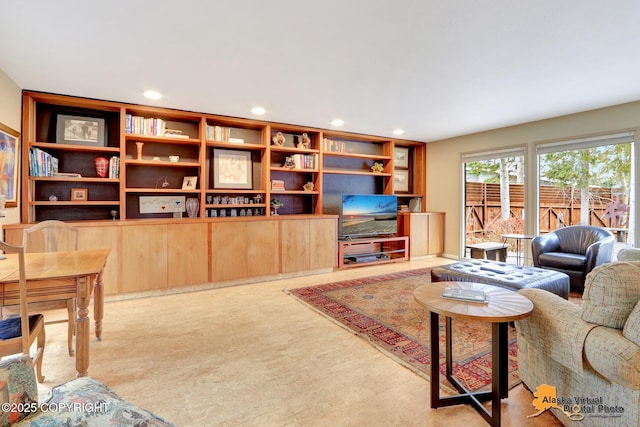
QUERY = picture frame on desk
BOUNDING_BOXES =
[0,122,19,207]
[212,148,253,189]
[394,146,409,169]
[394,169,410,192]
[56,114,106,147]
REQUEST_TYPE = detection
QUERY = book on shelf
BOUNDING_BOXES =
[52,172,82,178]
[228,137,244,144]
[164,129,189,139]
[125,114,167,136]
[290,153,318,169]
[29,147,59,177]
[271,180,285,191]
[108,156,120,179]
[442,287,489,303]
[206,125,231,142]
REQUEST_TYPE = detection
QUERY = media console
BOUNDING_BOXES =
[338,236,409,268]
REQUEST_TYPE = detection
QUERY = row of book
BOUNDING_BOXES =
[288,154,318,169]
[125,114,189,138]
[271,180,285,191]
[108,156,120,179]
[322,138,351,153]
[29,148,59,176]
[206,125,244,143]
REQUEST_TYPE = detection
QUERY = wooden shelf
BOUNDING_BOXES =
[124,134,201,145]
[30,177,119,183]
[31,201,119,206]
[323,169,392,176]
[30,142,120,153]
[338,236,408,268]
[20,91,426,222]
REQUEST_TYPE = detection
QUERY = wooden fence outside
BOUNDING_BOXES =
[465,182,627,239]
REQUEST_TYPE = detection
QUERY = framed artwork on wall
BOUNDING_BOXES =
[212,148,253,189]
[56,114,106,146]
[394,146,409,169]
[394,169,410,192]
[0,122,19,207]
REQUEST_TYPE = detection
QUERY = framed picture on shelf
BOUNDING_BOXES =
[394,169,410,192]
[394,146,409,169]
[0,122,19,207]
[182,176,198,190]
[56,114,106,147]
[71,188,88,201]
[212,148,253,189]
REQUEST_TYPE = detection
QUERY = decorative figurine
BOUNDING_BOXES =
[296,133,311,149]
[371,162,384,173]
[272,132,286,146]
[303,182,314,191]
[284,156,296,169]
[271,198,283,215]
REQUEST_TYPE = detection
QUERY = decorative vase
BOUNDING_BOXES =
[136,142,144,160]
[185,197,199,218]
[95,157,109,178]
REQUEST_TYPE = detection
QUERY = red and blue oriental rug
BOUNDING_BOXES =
[286,268,520,393]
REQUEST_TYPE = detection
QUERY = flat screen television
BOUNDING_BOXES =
[340,194,398,239]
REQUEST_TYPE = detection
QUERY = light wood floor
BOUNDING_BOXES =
[36,258,562,426]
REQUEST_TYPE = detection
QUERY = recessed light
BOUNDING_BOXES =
[331,119,344,127]
[392,129,404,136]
[251,106,266,115]
[143,90,162,100]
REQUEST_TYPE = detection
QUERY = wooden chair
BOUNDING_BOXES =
[22,220,78,356]
[0,240,46,383]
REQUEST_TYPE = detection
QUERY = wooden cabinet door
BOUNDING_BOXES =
[280,220,310,273]
[309,218,337,270]
[167,223,209,287]
[77,225,121,296]
[210,221,248,282]
[121,224,168,292]
[246,220,279,277]
[427,212,445,256]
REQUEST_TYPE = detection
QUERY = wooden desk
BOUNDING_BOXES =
[414,282,533,427]
[0,248,110,377]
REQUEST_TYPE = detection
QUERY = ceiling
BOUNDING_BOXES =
[2,1,640,143]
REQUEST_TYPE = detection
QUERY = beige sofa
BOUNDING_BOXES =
[516,260,640,427]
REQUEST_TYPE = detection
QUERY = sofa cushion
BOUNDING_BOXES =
[19,377,175,426]
[623,302,640,346]
[0,354,38,426]
[582,261,640,329]
[538,252,586,270]
[584,326,640,389]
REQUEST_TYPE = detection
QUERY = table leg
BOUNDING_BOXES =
[75,274,92,377]
[94,269,104,341]
[430,311,440,408]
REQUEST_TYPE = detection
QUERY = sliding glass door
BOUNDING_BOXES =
[462,148,526,262]
[537,132,635,249]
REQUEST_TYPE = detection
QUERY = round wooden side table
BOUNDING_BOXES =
[413,281,533,427]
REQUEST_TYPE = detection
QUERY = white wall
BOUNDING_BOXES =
[426,101,640,258]
[0,69,21,230]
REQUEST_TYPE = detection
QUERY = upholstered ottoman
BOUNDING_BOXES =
[431,259,570,299]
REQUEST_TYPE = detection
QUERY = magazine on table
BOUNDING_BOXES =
[442,287,489,303]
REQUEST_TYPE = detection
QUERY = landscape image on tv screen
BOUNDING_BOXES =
[341,194,397,238]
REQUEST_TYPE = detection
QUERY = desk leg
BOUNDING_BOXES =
[94,269,104,341]
[75,275,92,378]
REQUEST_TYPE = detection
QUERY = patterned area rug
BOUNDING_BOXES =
[286,268,520,394]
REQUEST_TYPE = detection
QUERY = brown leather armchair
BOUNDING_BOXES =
[531,225,615,291]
